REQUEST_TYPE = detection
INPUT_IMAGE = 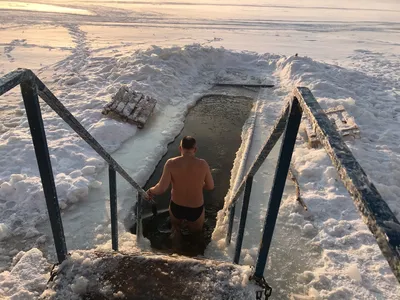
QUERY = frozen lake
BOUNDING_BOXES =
[0,1,399,299]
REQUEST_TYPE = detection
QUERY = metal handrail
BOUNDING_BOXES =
[228,87,400,284]
[295,87,400,282]
[2,69,399,284]
[1,69,148,262]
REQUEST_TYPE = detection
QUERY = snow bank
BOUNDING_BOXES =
[276,56,400,299]
[1,41,399,300]
[40,249,256,300]
[276,54,400,220]
[0,0,398,298]
[211,54,400,298]
[0,248,50,299]
[0,45,275,241]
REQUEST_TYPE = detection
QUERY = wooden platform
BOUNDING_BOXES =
[216,67,274,88]
[303,105,360,148]
[102,86,156,129]
[40,250,258,300]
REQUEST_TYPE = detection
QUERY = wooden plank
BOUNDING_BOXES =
[107,86,128,112]
[303,105,360,147]
[102,98,117,114]
[129,96,145,120]
[122,92,141,117]
[134,96,157,128]
[341,126,359,132]
[126,93,143,120]
[122,100,136,118]
[215,83,275,88]
[326,106,360,140]
[288,166,307,210]
[325,105,346,114]
[115,88,132,114]
[215,67,274,89]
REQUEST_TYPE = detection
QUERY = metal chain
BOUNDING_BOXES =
[47,252,71,284]
[47,263,59,284]
[252,275,272,299]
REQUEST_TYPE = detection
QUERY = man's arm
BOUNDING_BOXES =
[203,161,214,190]
[148,160,172,196]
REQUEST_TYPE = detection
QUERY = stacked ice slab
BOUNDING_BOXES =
[102,86,157,129]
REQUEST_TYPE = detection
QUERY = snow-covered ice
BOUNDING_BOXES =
[40,247,256,300]
[0,0,399,299]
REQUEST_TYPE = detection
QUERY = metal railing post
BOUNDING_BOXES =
[136,192,142,243]
[254,98,302,278]
[20,74,67,263]
[226,205,236,245]
[109,166,118,251]
[233,175,253,264]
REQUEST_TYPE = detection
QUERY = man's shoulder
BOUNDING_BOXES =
[196,158,209,167]
[166,157,179,164]
[166,156,184,166]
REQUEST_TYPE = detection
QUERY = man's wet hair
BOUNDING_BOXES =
[181,136,196,149]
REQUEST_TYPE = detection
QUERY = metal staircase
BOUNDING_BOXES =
[1,69,399,299]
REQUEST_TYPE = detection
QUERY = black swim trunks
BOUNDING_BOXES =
[170,201,204,222]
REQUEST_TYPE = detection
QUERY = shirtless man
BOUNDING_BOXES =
[146,136,214,240]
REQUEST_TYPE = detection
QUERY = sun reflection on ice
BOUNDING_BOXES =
[0,1,95,16]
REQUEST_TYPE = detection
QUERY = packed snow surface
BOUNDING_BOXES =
[0,0,400,299]
[40,246,256,300]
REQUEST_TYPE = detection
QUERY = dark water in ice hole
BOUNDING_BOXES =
[129,95,254,256]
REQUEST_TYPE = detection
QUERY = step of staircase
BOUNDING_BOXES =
[40,250,258,300]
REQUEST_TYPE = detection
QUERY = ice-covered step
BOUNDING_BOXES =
[40,250,259,299]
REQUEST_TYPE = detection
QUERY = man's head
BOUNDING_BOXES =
[179,136,197,155]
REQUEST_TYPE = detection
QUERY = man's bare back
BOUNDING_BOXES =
[146,136,214,236]
[169,155,213,207]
